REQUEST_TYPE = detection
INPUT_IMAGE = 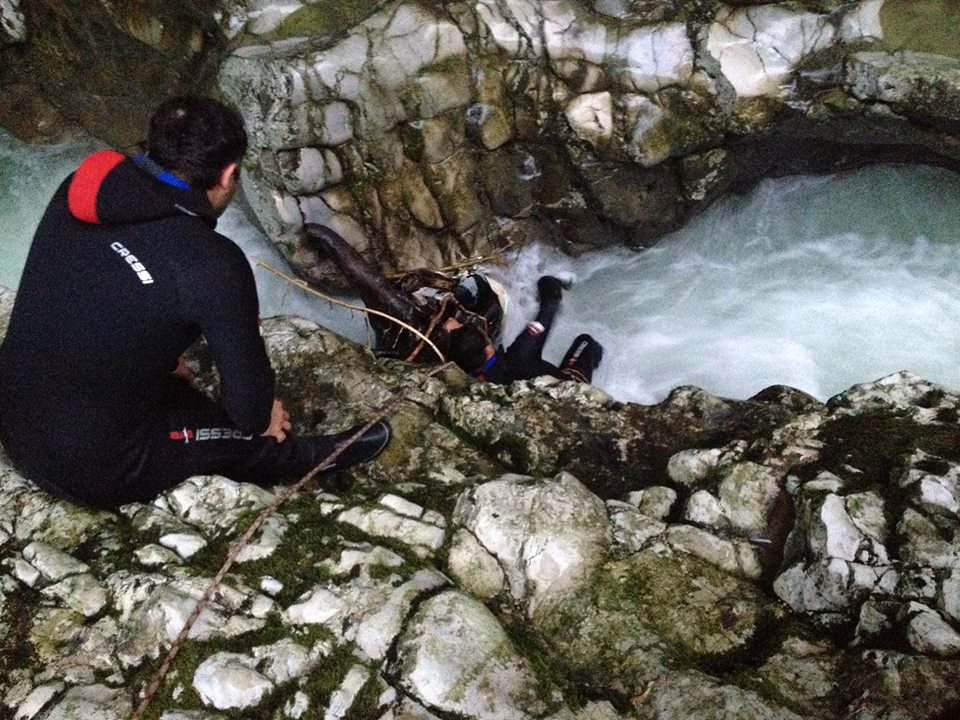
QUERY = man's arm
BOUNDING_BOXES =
[178,236,277,434]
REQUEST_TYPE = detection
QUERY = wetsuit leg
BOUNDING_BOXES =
[558,334,604,383]
[489,276,564,382]
[105,381,389,507]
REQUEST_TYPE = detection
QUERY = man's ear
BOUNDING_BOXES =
[218,162,239,189]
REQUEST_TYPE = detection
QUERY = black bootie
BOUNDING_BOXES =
[560,334,604,383]
[310,420,393,472]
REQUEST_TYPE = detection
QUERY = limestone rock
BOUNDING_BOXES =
[4,301,960,718]
[451,472,611,613]
[394,590,550,720]
[193,652,274,710]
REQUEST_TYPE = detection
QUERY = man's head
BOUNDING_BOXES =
[148,96,247,212]
[446,324,495,375]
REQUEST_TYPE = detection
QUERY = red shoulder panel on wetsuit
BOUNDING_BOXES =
[67,150,126,224]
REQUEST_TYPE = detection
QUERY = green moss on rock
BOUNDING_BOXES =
[880,0,960,59]
[266,1,391,43]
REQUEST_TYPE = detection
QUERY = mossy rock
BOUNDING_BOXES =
[265,1,392,43]
[880,0,960,59]
[531,546,774,695]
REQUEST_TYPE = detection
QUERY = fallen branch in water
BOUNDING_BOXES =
[253,258,446,363]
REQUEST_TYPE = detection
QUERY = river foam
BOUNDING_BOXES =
[3,127,960,404]
[484,164,960,403]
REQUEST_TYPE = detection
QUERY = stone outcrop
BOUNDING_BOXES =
[2,1,959,284]
[4,288,960,719]
[0,0,230,144]
[211,0,960,286]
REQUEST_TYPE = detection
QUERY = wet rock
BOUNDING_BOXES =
[394,590,551,720]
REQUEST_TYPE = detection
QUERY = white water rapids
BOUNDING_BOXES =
[4,127,960,405]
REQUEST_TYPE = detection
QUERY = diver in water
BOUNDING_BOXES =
[306,224,603,384]
[445,275,604,384]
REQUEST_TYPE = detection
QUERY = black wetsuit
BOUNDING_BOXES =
[0,151,334,508]
[476,277,603,385]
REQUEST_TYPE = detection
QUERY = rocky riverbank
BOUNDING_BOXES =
[3,285,960,719]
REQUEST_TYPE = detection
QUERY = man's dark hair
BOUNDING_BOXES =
[446,325,492,375]
[147,96,247,190]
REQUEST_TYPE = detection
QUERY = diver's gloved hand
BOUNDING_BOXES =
[537,275,564,302]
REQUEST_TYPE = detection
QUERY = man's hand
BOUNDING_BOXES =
[262,398,292,442]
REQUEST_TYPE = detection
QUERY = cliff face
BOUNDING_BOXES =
[2,2,959,281]
[3,286,960,720]
[214,0,960,284]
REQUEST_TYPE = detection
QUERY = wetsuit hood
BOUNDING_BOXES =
[67,150,219,227]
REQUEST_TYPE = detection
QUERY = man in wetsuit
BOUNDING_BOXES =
[446,275,604,385]
[305,224,602,385]
[0,96,390,509]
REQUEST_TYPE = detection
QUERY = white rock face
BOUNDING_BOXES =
[452,472,611,613]
[565,92,613,145]
[707,3,835,97]
[282,544,447,662]
[667,447,723,487]
[353,569,447,661]
[0,0,26,43]
[811,493,888,565]
[774,557,897,614]
[902,603,960,657]
[252,639,313,684]
[325,664,371,720]
[840,0,884,42]
[473,0,693,91]
[222,1,470,149]
[445,528,506,600]
[607,500,667,552]
[337,498,446,558]
[22,542,89,582]
[41,573,109,617]
[13,682,63,720]
[114,582,265,668]
[193,652,274,710]
[718,462,783,534]
[395,590,544,719]
[627,485,677,520]
[666,524,764,581]
[42,684,132,720]
[158,532,207,559]
[683,489,727,528]
[244,0,304,36]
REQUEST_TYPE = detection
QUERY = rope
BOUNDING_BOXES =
[131,361,456,720]
[252,258,447,363]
